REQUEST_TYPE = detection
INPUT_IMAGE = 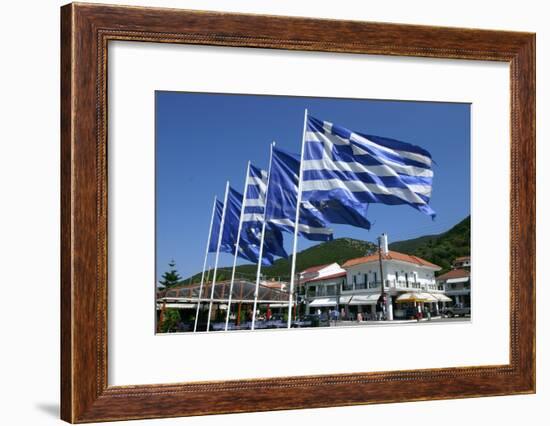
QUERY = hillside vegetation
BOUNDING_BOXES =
[389,215,471,273]
[175,216,470,285]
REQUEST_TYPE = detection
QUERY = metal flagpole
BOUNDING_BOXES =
[193,196,217,332]
[287,109,308,328]
[225,162,251,331]
[206,182,230,332]
[251,142,275,330]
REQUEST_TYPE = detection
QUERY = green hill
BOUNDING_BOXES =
[174,216,470,286]
[389,215,470,273]
[183,238,377,284]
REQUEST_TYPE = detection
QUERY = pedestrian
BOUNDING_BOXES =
[357,311,363,322]
[376,295,385,321]
[424,305,431,321]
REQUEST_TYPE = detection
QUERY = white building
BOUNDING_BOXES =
[298,263,347,315]
[300,235,450,320]
[452,256,471,269]
[436,257,471,307]
[299,263,346,283]
[341,234,445,320]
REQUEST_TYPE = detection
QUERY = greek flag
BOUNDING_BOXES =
[266,147,333,241]
[302,115,436,219]
[208,199,228,253]
[221,187,244,254]
[241,164,288,262]
[212,184,284,266]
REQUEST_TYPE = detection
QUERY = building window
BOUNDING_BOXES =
[343,278,352,291]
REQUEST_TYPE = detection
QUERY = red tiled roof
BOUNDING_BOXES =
[436,268,470,280]
[300,263,332,274]
[302,271,346,284]
[342,250,441,270]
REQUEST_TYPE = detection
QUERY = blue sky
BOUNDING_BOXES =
[156,91,470,281]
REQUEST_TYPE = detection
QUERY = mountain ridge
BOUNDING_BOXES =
[173,216,470,286]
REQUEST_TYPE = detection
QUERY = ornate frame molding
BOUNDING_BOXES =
[61,3,535,423]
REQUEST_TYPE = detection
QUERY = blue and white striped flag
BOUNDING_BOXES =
[302,115,436,219]
[241,164,268,226]
[242,164,288,261]
[208,200,229,253]
[215,186,276,266]
[266,147,333,241]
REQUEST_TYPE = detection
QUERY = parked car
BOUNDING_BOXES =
[176,322,193,332]
[442,305,471,317]
[265,314,286,329]
[393,307,418,320]
[210,322,240,332]
[252,320,269,330]
[292,314,330,328]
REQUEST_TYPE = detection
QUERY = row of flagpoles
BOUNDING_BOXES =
[191,108,436,332]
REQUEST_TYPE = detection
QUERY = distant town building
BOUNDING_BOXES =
[452,256,471,269]
[437,258,471,308]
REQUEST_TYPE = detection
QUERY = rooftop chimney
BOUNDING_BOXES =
[381,233,389,255]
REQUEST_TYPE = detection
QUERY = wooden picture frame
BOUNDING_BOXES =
[60,2,535,423]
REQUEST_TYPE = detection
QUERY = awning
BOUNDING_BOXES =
[447,277,469,284]
[156,303,196,310]
[337,295,353,304]
[396,292,435,303]
[419,292,438,302]
[308,298,337,307]
[431,293,453,302]
[349,294,379,305]
[267,303,288,308]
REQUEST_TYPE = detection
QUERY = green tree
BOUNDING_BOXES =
[161,308,180,333]
[159,260,182,288]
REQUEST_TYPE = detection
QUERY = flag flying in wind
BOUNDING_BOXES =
[302,115,436,219]
[308,198,372,230]
[221,187,244,254]
[208,199,227,253]
[241,164,288,262]
[265,147,333,241]
[213,185,285,266]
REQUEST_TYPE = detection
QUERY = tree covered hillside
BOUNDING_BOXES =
[174,216,470,286]
[389,215,470,273]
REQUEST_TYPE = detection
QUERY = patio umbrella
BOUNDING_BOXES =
[396,292,432,303]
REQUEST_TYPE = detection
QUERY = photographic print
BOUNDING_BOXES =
[155,92,471,333]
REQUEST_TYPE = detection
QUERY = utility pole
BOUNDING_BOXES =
[377,236,385,300]
[377,234,394,321]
